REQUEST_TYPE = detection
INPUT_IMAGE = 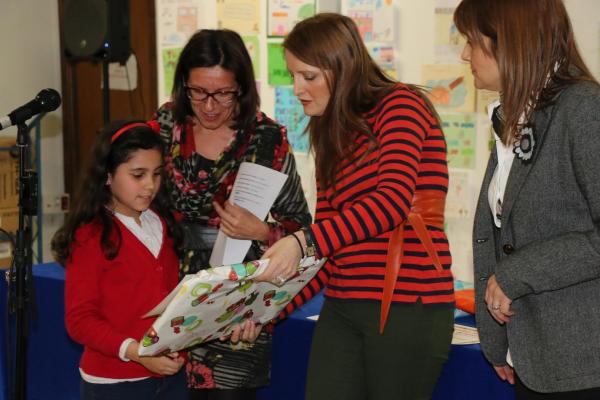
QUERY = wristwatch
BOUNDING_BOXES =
[300,227,316,257]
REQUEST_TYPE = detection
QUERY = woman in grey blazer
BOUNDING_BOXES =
[454,0,600,398]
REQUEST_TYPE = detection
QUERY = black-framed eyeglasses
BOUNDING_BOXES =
[184,85,239,104]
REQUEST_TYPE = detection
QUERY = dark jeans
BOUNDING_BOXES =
[189,388,256,400]
[305,298,453,400]
[516,374,600,400]
[80,369,186,400]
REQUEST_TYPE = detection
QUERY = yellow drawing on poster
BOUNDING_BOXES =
[242,35,260,78]
[217,0,259,34]
[422,64,475,113]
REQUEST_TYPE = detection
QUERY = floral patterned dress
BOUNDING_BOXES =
[154,103,311,389]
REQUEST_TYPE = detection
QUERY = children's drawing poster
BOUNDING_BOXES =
[274,86,310,153]
[372,0,396,43]
[138,257,326,356]
[242,35,260,78]
[267,0,316,38]
[162,48,183,96]
[342,0,396,43]
[433,0,465,63]
[368,43,397,79]
[422,64,475,113]
[342,0,374,42]
[155,0,216,104]
[476,89,500,114]
[267,43,293,85]
[216,0,260,34]
[441,113,477,169]
[445,169,476,282]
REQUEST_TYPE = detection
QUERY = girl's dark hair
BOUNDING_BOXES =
[171,29,259,130]
[283,13,439,188]
[454,0,598,145]
[51,120,181,265]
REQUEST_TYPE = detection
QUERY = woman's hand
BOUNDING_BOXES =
[213,201,270,241]
[493,365,515,385]
[256,234,303,285]
[223,320,264,343]
[485,275,515,324]
[126,341,185,376]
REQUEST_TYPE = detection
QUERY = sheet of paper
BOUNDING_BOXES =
[138,257,326,356]
[451,323,480,345]
[209,162,288,266]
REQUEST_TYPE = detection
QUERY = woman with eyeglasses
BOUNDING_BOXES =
[153,29,311,400]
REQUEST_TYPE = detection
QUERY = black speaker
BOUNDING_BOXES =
[63,0,131,63]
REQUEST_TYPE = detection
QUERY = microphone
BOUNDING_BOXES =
[0,88,62,131]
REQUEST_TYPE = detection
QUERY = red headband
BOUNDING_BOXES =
[110,120,161,143]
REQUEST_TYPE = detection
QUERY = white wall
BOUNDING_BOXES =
[392,0,600,281]
[1,0,597,267]
[0,0,64,262]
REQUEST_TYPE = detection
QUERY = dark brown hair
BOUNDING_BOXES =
[284,13,439,188]
[171,29,259,130]
[454,0,597,145]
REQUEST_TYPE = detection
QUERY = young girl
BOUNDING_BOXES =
[52,120,187,399]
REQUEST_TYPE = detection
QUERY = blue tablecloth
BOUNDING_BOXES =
[1,263,514,399]
[1,263,82,400]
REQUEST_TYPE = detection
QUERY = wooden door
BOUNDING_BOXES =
[58,0,157,195]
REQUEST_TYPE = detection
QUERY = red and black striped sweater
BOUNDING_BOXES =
[284,85,454,314]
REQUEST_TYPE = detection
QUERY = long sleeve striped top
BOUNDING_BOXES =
[284,85,454,314]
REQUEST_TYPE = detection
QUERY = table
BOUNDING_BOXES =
[0,263,514,400]
[1,263,82,400]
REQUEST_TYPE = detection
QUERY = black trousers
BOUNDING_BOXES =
[516,375,600,400]
[305,298,453,400]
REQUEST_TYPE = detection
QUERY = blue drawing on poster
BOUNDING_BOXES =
[274,86,310,153]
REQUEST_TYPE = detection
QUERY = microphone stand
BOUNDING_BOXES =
[6,121,38,400]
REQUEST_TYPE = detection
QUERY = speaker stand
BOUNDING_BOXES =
[102,57,110,124]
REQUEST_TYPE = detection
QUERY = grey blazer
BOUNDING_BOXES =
[472,81,600,393]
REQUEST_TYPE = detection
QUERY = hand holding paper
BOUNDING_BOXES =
[213,201,270,242]
[209,162,288,266]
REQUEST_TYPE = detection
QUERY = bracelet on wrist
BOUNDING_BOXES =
[300,227,316,257]
[289,232,305,258]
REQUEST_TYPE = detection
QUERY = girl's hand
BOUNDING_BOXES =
[126,341,185,376]
[256,234,302,285]
[213,201,270,241]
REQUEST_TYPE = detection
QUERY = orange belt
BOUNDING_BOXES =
[380,190,446,334]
